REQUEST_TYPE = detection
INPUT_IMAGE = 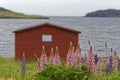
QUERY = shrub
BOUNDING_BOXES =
[33,64,88,80]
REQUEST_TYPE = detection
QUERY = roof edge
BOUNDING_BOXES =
[13,23,81,33]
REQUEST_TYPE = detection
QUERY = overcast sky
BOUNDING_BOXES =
[0,0,120,16]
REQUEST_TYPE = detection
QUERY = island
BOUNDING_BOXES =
[0,7,48,19]
[85,9,120,17]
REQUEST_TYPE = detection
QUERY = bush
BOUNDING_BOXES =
[33,64,88,80]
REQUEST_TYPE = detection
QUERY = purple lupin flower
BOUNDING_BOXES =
[106,56,112,74]
[94,54,98,65]
[21,52,26,78]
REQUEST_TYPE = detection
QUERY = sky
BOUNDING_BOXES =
[0,0,120,16]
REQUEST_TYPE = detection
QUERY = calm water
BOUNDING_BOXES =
[0,16,120,57]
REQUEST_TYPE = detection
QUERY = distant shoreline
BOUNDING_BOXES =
[85,9,120,18]
[0,7,48,19]
[0,17,49,19]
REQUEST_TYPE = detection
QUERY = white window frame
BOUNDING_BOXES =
[42,35,52,42]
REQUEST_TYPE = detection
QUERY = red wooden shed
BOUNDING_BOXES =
[13,23,81,60]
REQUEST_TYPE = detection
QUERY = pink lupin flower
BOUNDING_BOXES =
[49,48,54,64]
[66,42,73,66]
[39,46,48,70]
[54,46,61,65]
[87,43,95,72]
[71,46,76,66]
[75,42,82,68]
[76,43,81,61]
[96,57,102,76]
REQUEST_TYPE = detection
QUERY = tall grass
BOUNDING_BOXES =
[0,57,37,80]
[0,57,120,80]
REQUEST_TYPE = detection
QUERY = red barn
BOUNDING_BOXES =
[13,23,81,60]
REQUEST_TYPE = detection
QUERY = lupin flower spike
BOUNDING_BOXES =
[78,41,80,45]
[42,45,45,49]
[56,46,58,50]
[23,52,25,57]
[88,40,91,45]
[70,41,72,46]
[51,48,53,52]
[90,42,93,51]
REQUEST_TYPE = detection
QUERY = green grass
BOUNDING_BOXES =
[0,57,37,80]
[0,11,48,19]
[0,57,120,80]
[88,71,120,80]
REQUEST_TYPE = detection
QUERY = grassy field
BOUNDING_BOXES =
[0,57,120,80]
[0,57,37,80]
[88,72,120,80]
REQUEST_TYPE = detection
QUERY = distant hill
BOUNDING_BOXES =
[85,9,120,17]
[0,7,12,11]
[0,7,48,19]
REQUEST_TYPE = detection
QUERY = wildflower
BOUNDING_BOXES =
[54,46,61,65]
[70,46,75,66]
[87,43,95,72]
[66,42,73,66]
[106,56,112,74]
[39,46,48,70]
[94,54,98,65]
[96,57,102,76]
[112,51,118,72]
[75,42,82,68]
[49,48,54,64]
[73,43,79,63]
[21,52,26,78]
[84,53,87,63]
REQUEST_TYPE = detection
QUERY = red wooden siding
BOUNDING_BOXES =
[14,23,80,60]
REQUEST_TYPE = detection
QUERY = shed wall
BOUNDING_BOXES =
[15,25,79,60]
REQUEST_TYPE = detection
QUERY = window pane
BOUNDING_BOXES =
[42,35,52,42]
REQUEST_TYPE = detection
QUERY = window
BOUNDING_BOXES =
[42,35,52,42]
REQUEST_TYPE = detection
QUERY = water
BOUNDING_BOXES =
[0,17,120,57]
